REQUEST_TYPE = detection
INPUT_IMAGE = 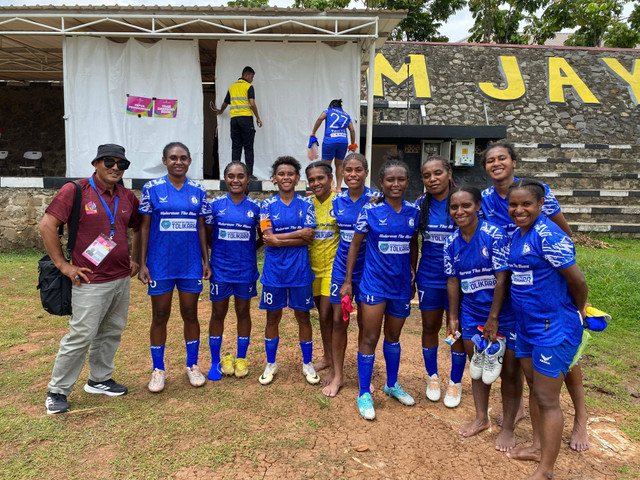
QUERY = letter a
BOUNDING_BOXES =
[547,57,599,105]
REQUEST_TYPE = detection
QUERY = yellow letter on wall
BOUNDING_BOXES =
[600,58,640,107]
[477,56,526,101]
[369,53,431,99]
[547,57,600,105]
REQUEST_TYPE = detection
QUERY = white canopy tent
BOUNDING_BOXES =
[0,5,405,179]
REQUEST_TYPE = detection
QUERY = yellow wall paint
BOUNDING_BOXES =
[547,57,600,105]
[477,56,526,101]
[370,53,431,99]
[600,58,640,106]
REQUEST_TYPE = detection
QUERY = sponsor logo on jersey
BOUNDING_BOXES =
[159,196,168,203]
[509,332,517,341]
[219,209,226,216]
[159,218,197,231]
[378,241,410,254]
[523,243,532,255]
[341,230,354,242]
[378,218,388,226]
[219,229,250,241]
[314,230,335,240]
[512,270,533,285]
[273,213,280,220]
[426,232,450,244]
[460,275,496,294]
[540,354,553,365]
[85,201,98,215]
[337,208,345,216]
[190,195,198,205]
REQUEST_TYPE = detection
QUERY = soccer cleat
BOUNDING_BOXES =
[220,354,235,376]
[45,392,69,414]
[384,382,415,406]
[469,344,486,380]
[148,368,166,393]
[302,362,320,385]
[84,378,128,396]
[259,362,278,385]
[426,373,441,402]
[443,380,462,408]
[186,365,206,387]
[584,306,610,332]
[234,357,249,378]
[357,392,376,420]
[569,330,591,370]
[482,337,506,385]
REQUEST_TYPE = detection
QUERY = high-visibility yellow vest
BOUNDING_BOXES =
[229,79,253,118]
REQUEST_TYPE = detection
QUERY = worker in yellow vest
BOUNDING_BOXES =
[217,66,263,179]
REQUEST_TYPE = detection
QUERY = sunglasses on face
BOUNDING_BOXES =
[101,157,130,170]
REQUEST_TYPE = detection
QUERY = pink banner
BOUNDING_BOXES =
[126,95,153,117]
[154,99,178,118]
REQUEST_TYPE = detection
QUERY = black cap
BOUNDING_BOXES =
[92,144,128,164]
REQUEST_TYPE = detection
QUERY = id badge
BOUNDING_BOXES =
[82,233,117,266]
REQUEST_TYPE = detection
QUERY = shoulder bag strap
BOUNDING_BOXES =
[65,180,82,257]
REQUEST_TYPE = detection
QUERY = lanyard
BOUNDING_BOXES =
[89,176,118,238]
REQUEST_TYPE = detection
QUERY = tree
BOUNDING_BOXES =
[467,0,533,44]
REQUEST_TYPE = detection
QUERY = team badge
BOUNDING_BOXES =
[481,246,489,258]
[523,243,531,255]
[409,218,415,227]
[247,211,254,218]
[85,201,98,215]
[191,195,198,205]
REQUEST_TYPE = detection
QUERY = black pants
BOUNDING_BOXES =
[230,116,256,175]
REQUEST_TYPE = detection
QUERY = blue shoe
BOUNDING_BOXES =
[384,382,415,406]
[357,393,376,420]
[208,363,222,381]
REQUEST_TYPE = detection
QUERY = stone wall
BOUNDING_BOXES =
[0,84,66,176]
[369,42,640,144]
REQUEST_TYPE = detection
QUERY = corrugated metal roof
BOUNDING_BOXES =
[0,5,405,82]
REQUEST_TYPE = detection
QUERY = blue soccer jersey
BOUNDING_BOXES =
[481,177,562,236]
[260,193,316,287]
[139,176,210,280]
[205,194,261,283]
[416,195,456,289]
[331,186,378,284]
[323,107,352,144]
[508,215,583,347]
[444,220,515,329]
[356,200,420,300]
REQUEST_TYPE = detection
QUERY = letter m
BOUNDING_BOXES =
[370,53,431,99]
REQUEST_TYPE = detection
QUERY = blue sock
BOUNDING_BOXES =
[208,335,223,381]
[451,350,467,384]
[265,337,279,364]
[186,339,200,367]
[237,336,250,359]
[299,340,313,364]
[383,340,401,388]
[150,345,165,371]
[422,346,438,376]
[357,351,375,397]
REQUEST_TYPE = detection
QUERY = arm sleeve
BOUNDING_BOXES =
[260,201,272,232]
[303,198,317,228]
[198,188,210,217]
[44,182,78,225]
[138,183,152,215]
[542,184,562,218]
[354,205,370,234]
[204,200,215,226]
[443,239,456,277]
[541,231,576,270]
[223,91,231,105]
[247,85,255,100]
[491,229,510,273]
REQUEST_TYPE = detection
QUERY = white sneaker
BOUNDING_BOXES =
[186,365,206,387]
[469,345,486,380]
[443,380,462,408]
[426,374,441,402]
[482,337,506,385]
[148,368,166,393]
[259,362,278,385]
[302,362,320,385]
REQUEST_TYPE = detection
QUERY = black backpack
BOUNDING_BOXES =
[37,181,82,316]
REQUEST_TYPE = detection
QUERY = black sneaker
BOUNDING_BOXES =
[83,378,128,397]
[45,392,70,415]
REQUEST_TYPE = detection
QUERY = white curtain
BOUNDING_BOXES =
[64,37,203,179]
[216,41,360,180]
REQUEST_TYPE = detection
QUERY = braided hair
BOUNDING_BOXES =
[378,151,410,203]
[508,178,545,201]
[447,185,482,225]
[305,160,333,178]
[418,155,455,236]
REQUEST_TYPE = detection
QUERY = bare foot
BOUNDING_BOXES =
[506,445,541,462]
[495,428,516,452]
[524,470,554,480]
[498,403,527,427]
[570,420,590,452]
[322,377,344,397]
[320,369,334,387]
[313,358,331,373]
[459,417,490,438]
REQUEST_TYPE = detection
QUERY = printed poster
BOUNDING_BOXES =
[126,95,153,117]
[154,99,178,118]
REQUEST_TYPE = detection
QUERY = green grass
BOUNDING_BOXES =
[1,238,640,477]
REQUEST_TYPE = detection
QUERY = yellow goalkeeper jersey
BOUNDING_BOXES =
[309,192,339,278]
